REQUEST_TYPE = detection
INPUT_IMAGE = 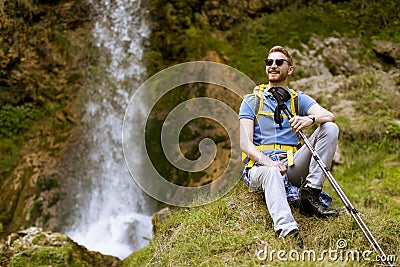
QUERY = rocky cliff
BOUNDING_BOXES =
[0,227,121,267]
[0,0,93,241]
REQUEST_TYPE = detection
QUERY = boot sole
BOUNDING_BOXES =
[299,207,338,218]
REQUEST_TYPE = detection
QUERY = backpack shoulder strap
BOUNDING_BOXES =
[289,88,299,116]
[253,84,267,121]
[248,86,299,119]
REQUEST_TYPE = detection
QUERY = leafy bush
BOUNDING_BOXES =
[387,121,400,139]
[0,104,47,172]
[0,104,46,138]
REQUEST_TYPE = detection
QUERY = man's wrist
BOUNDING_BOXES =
[258,152,266,164]
[308,116,315,124]
[258,153,273,166]
[258,153,267,165]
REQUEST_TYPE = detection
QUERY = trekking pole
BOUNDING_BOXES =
[269,87,394,267]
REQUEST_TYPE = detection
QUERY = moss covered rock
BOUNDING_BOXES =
[0,227,121,267]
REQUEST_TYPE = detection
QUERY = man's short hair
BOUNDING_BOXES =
[268,46,293,66]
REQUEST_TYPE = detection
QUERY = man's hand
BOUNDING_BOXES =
[272,161,287,175]
[289,115,314,132]
[259,154,287,175]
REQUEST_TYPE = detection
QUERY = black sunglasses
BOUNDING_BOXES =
[264,58,291,66]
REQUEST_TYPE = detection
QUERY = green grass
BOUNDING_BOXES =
[123,135,400,266]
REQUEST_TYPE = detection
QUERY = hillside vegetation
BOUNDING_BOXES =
[125,0,399,266]
[0,0,399,266]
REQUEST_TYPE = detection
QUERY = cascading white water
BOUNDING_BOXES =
[64,0,156,259]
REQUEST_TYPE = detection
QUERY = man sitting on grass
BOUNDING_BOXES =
[239,45,339,249]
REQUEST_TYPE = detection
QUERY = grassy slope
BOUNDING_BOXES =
[124,1,400,266]
[124,145,399,266]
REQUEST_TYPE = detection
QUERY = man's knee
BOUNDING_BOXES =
[258,166,282,185]
[321,122,339,140]
[257,165,278,177]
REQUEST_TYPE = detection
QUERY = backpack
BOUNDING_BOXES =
[250,84,299,121]
[242,84,300,167]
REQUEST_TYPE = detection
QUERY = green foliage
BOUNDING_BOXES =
[344,0,400,43]
[387,121,400,139]
[9,246,73,267]
[146,0,399,82]
[334,72,400,141]
[226,0,400,81]
[0,104,46,139]
[0,104,48,172]
[0,138,21,173]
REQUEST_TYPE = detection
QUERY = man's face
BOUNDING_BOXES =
[265,52,293,83]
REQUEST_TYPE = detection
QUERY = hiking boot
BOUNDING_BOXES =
[285,229,303,250]
[300,187,337,217]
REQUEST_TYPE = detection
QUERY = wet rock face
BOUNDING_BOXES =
[0,0,92,237]
[0,227,121,267]
[0,0,92,107]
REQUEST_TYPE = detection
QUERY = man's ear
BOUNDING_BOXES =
[288,65,294,76]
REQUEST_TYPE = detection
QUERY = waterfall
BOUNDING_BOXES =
[63,0,157,259]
